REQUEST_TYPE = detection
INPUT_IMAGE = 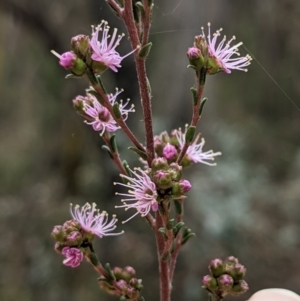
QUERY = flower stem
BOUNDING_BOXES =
[123,0,155,165]
[177,69,206,164]
[85,69,146,153]
[155,210,171,301]
[102,132,127,175]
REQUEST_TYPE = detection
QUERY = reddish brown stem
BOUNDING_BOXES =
[102,132,127,175]
[88,76,145,153]
[177,73,205,164]
[122,0,155,165]
[107,0,123,16]
[155,209,171,301]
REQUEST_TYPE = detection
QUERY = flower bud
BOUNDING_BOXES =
[226,263,246,281]
[63,219,81,233]
[169,163,182,181]
[179,179,192,193]
[231,280,249,295]
[124,266,136,278]
[52,50,86,76]
[51,225,65,242]
[73,95,88,116]
[65,231,83,247]
[187,47,205,70]
[224,256,239,266]
[153,170,173,190]
[112,267,124,279]
[202,275,218,291]
[217,274,234,292]
[162,143,177,160]
[54,242,65,254]
[129,278,143,290]
[71,34,90,57]
[151,157,169,171]
[209,259,225,277]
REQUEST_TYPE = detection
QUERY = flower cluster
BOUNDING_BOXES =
[114,159,192,222]
[73,89,134,135]
[152,126,221,167]
[51,203,122,267]
[202,256,248,298]
[52,20,136,75]
[187,23,252,74]
[99,266,143,299]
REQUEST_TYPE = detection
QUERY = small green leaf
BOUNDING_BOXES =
[199,67,207,85]
[199,97,208,116]
[185,126,196,143]
[102,145,113,159]
[166,219,174,230]
[187,64,198,71]
[135,1,145,18]
[113,103,122,119]
[190,87,197,106]
[146,77,152,95]
[65,73,81,79]
[109,134,118,153]
[105,263,116,281]
[96,74,107,94]
[138,42,152,58]
[158,227,168,240]
[181,228,196,245]
[173,222,185,237]
[122,161,131,177]
[128,146,148,160]
[174,199,183,215]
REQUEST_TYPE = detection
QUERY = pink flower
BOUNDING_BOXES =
[162,143,177,160]
[178,179,192,193]
[174,127,221,166]
[202,23,252,74]
[70,203,123,238]
[114,168,158,223]
[59,52,77,68]
[61,247,83,268]
[83,89,134,135]
[90,20,136,72]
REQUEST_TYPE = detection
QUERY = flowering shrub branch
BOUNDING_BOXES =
[50,1,252,301]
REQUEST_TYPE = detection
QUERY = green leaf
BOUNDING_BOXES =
[122,161,131,177]
[65,73,81,79]
[128,146,148,160]
[199,97,208,116]
[135,1,145,18]
[173,222,185,237]
[185,126,196,143]
[109,134,118,153]
[174,199,183,215]
[138,42,152,58]
[199,67,207,85]
[158,227,168,240]
[113,103,122,119]
[102,145,113,159]
[105,263,116,281]
[190,87,197,106]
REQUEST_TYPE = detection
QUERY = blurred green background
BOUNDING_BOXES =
[1,0,300,300]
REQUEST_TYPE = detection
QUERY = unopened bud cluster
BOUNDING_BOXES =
[99,266,143,300]
[151,157,191,199]
[152,128,221,168]
[202,256,248,298]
